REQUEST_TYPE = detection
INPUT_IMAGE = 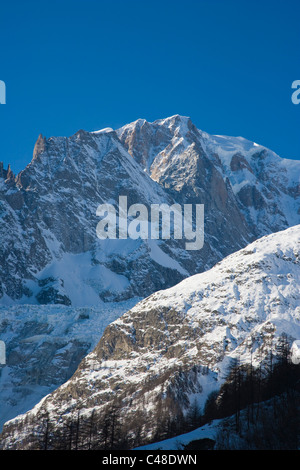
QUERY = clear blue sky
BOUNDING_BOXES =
[0,0,299,173]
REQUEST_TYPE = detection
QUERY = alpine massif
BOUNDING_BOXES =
[1,115,299,306]
[0,115,299,447]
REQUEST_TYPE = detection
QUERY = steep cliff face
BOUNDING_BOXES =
[1,225,299,449]
[118,115,300,239]
[0,127,194,306]
[2,115,299,307]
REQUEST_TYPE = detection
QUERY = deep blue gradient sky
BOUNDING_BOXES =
[0,0,299,173]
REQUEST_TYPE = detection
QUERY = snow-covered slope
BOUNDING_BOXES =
[118,115,300,239]
[136,419,222,451]
[0,298,139,430]
[202,131,300,235]
[1,225,299,449]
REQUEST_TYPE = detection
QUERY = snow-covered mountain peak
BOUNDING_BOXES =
[152,114,192,132]
[90,127,114,135]
[120,114,192,133]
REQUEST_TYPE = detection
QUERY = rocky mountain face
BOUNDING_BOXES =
[118,115,300,239]
[0,114,299,439]
[0,299,138,430]
[0,128,186,306]
[1,115,299,307]
[1,224,299,449]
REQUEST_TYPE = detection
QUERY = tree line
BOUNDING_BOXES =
[24,334,299,450]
